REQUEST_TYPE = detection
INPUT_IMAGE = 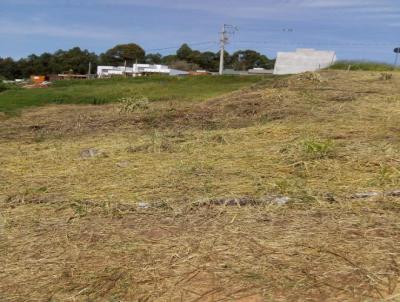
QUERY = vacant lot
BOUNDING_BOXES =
[1,71,400,301]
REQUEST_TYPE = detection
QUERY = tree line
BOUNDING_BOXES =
[0,43,275,80]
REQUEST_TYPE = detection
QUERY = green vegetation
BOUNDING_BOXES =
[301,138,335,159]
[331,60,397,71]
[0,75,266,114]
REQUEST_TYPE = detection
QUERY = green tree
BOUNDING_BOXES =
[231,50,273,70]
[100,43,145,65]
[161,55,178,65]
[13,48,98,78]
[145,53,162,64]
[197,51,219,71]
[0,57,20,79]
[54,47,98,74]
[176,44,193,61]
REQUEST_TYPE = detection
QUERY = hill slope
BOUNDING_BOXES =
[1,71,400,301]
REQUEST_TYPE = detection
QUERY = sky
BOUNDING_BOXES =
[1,0,400,62]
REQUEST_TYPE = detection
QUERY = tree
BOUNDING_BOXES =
[54,47,98,74]
[176,44,193,61]
[197,52,219,71]
[231,50,273,70]
[161,55,178,65]
[145,53,162,64]
[101,43,145,65]
[0,57,19,79]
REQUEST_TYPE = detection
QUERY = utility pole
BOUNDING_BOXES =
[394,48,400,67]
[219,24,238,75]
[88,62,92,78]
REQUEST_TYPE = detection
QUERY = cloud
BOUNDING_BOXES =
[91,0,396,21]
[299,0,382,8]
[4,0,391,12]
[0,20,130,40]
[2,0,397,21]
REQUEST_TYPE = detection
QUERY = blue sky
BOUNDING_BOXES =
[1,0,400,62]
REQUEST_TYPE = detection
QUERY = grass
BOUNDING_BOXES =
[0,75,266,114]
[331,60,398,71]
[1,70,400,301]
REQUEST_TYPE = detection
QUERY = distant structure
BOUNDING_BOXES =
[273,49,337,75]
[248,68,273,75]
[97,64,188,78]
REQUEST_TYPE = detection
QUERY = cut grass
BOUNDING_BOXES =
[0,75,267,114]
[1,70,400,301]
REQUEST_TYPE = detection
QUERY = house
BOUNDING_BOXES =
[97,64,188,78]
[273,49,337,75]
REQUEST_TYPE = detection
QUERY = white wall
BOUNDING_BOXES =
[273,49,337,75]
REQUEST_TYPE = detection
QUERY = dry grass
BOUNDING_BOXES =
[1,70,400,301]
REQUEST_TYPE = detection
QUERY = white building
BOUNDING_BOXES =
[97,64,188,78]
[273,49,337,75]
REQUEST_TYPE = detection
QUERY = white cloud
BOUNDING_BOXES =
[92,0,396,21]
[0,20,129,40]
[2,0,396,20]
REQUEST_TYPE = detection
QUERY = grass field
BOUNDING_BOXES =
[0,75,265,114]
[331,60,398,71]
[1,71,400,301]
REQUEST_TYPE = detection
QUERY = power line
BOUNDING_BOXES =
[233,41,399,47]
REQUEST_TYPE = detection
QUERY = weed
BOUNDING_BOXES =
[301,138,335,159]
[371,164,400,190]
[298,72,323,83]
[380,73,393,81]
[91,97,108,105]
[119,95,149,114]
